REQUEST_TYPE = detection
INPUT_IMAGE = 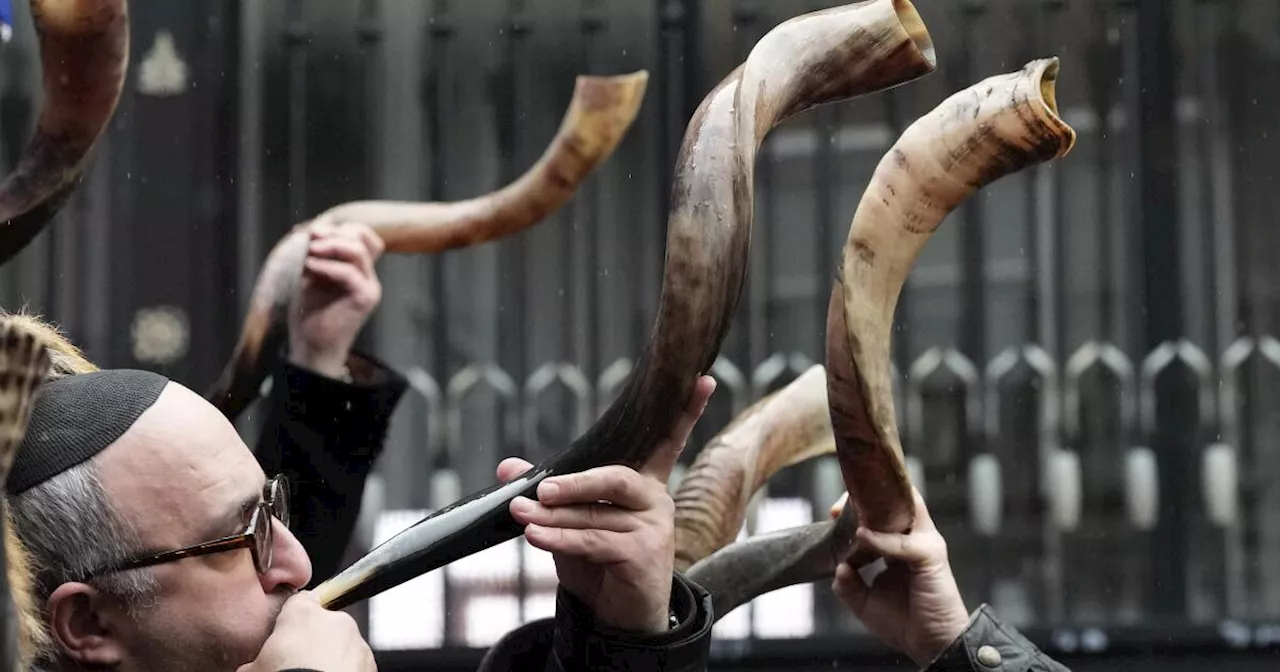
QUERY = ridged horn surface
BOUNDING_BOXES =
[825,58,1076,559]
[673,365,835,572]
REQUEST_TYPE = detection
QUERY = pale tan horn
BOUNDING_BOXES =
[681,59,1077,620]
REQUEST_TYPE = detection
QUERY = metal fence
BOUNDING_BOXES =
[0,0,1279,658]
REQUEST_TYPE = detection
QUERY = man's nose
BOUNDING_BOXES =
[260,518,314,593]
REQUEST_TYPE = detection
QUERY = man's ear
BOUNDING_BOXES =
[46,582,129,666]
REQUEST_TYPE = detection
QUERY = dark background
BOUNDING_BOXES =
[1,0,1279,668]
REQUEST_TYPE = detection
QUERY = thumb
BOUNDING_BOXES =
[640,375,715,481]
[496,457,535,484]
[831,561,871,613]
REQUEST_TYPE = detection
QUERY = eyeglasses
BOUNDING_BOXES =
[89,475,291,578]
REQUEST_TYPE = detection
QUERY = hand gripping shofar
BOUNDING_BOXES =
[0,321,53,670]
[684,59,1078,620]
[0,0,130,267]
[206,71,649,421]
[313,0,938,611]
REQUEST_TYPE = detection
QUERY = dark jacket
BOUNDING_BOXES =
[477,571,715,672]
[273,574,714,672]
[255,354,718,672]
[254,357,1068,672]
[926,604,1071,672]
[254,351,408,585]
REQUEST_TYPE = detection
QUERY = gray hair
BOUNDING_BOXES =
[8,458,159,612]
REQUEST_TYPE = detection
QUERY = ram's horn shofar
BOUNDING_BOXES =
[0,0,130,267]
[0,321,53,669]
[680,59,1079,620]
[313,0,938,611]
[673,364,835,572]
[206,71,649,421]
[825,57,1076,567]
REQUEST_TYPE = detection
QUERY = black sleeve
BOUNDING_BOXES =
[925,604,1073,672]
[254,351,408,586]
[543,572,714,672]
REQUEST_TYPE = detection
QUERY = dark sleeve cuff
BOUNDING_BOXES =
[549,572,713,671]
[925,604,1072,672]
[270,350,408,468]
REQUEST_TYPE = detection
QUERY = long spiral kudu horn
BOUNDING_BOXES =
[684,58,1078,620]
[314,0,938,611]
[0,322,54,670]
[0,0,129,266]
[673,364,836,572]
[206,71,649,420]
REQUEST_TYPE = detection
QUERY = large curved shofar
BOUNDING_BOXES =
[313,0,938,611]
[206,71,650,420]
[673,364,836,572]
[0,0,130,266]
[0,321,53,669]
[825,57,1077,565]
[684,59,1079,621]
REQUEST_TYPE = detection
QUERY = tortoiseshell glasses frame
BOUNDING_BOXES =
[88,474,290,578]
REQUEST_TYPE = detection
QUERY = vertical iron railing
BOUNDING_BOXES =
[1134,0,1190,622]
[284,0,310,223]
[356,0,385,354]
[495,0,533,624]
[578,0,605,398]
[1190,0,1242,621]
[421,0,456,642]
[955,0,987,378]
[651,0,691,337]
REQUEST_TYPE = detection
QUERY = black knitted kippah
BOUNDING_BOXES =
[5,369,169,496]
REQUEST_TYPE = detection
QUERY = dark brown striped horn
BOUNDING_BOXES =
[206,72,649,420]
[312,0,938,611]
[0,0,130,266]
